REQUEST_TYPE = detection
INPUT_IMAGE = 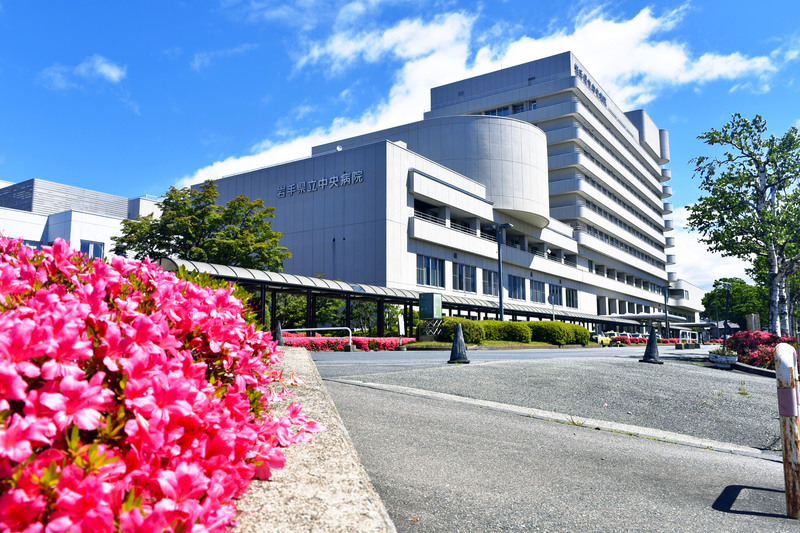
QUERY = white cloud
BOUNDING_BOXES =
[177,4,787,192]
[38,54,126,90]
[75,54,126,83]
[670,206,753,290]
[37,65,77,90]
[191,44,258,72]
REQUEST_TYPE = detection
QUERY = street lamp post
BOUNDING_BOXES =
[722,282,732,350]
[662,286,671,339]
[483,222,513,321]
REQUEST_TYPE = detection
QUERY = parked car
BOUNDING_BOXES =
[591,333,611,346]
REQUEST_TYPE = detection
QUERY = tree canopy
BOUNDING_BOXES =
[688,113,800,335]
[113,180,290,271]
[701,278,767,331]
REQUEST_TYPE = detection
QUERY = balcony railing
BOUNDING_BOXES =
[414,209,445,226]
[411,213,667,297]
[450,221,476,236]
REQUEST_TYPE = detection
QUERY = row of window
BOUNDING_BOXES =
[579,103,664,198]
[479,100,537,117]
[585,175,664,235]
[417,255,578,308]
[581,148,663,220]
[583,199,664,253]
[585,225,665,270]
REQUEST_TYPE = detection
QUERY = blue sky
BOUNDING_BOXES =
[1,1,798,288]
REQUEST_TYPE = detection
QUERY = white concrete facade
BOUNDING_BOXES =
[0,178,158,259]
[213,52,704,328]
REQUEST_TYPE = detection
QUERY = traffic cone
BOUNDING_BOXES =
[448,323,470,364]
[640,325,663,364]
[275,321,284,346]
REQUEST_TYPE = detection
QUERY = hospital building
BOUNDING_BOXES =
[210,51,704,331]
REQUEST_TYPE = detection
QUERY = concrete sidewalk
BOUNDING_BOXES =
[234,347,396,533]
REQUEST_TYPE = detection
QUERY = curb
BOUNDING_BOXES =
[234,347,397,533]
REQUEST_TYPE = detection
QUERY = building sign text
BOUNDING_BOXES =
[277,170,364,198]
[574,64,607,107]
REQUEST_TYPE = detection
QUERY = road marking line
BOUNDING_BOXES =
[326,378,781,462]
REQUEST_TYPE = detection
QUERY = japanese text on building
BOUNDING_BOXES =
[277,170,364,199]
[573,65,607,107]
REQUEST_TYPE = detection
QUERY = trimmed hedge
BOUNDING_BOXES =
[473,320,533,343]
[440,317,587,345]
[502,321,533,343]
[526,320,589,345]
[566,323,591,345]
[440,317,485,344]
[478,320,504,341]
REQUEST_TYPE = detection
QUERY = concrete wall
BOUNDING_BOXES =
[313,115,551,228]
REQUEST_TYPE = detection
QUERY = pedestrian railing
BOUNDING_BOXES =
[281,327,353,348]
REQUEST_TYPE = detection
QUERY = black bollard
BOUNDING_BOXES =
[640,324,663,364]
[448,323,470,364]
[275,321,284,347]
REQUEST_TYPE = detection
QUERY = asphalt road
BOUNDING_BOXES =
[314,347,798,532]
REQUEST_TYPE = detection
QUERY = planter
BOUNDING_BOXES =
[709,352,738,369]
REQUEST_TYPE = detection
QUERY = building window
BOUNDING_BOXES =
[483,269,498,296]
[549,285,562,306]
[80,240,104,259]
[416,255,444,288]
[452,263,476,293]
[566,288,578,309]
[531,280,546,304]
[508,275,526,300]
[484,106,509,116]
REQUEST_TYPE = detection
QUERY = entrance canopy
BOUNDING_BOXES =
[158,257,651,332]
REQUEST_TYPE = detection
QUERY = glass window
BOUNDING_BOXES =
[531,280,545,303]
[452,263,476,293]
[548,285,562,306]
[482,269,498,296]
[508,275,526,300]
[80,240,104,259]
[566,288,578,308]
[416,255,444,287]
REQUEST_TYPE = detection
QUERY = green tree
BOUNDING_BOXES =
[112,180,290,271]
[701,278,767,332]
[688,114,800,335]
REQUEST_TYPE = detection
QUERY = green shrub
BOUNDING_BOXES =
[440,317,485,344]
[566,323,590,345]
[527,320,570,345]
[478,320,504,341]
[502,321,532,343]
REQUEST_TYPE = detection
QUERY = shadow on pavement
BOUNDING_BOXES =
[712,485,789,519]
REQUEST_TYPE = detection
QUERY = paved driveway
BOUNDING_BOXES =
[315,348,796,532]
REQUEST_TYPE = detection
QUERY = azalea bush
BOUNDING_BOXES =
[0,238,323,532]
[281,336,416,351]
[727,330,796,369]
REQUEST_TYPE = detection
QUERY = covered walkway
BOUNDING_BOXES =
[159,258,659,336]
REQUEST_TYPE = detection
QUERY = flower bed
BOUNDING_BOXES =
[727,330,797,369]
[281,336,416,351]
[0,238,323,532]
[610,336,679,346]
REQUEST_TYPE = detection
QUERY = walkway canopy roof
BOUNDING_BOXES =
[158,257,642,327]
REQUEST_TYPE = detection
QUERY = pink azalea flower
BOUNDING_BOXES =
[0,488,46,531]
[53,373,115,431]
[0,359,28,400]
[0,237,324,532]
